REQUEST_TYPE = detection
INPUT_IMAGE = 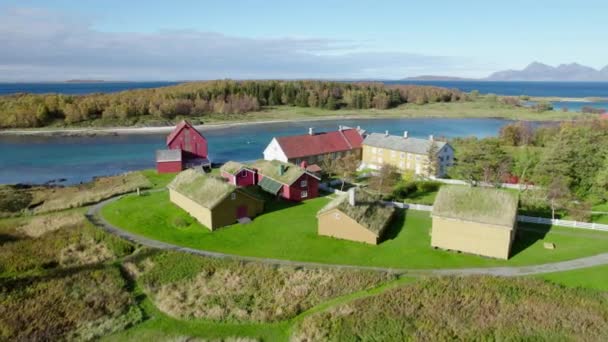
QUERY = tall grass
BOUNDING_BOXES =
[293,276,608,341]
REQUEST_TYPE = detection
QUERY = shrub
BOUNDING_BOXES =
[0,186,32,213]
[415,181,442,193]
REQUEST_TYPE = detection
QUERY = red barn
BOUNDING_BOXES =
[156,120,210,173]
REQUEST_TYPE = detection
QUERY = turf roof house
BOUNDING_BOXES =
[361,131,454,177]
[220,160,320,201]
[317,189,396,245]
[263,126,365,170]
[168,169,264,230]
[431,186,519,260]
[156,120,211,173]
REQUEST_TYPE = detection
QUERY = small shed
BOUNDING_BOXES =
[317,189,396,245]
[431,186,519,259]
[168,169,264,230]
[220,161,257,187]
[156,149,183,173]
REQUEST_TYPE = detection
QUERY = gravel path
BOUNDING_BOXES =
[88,194,608,277]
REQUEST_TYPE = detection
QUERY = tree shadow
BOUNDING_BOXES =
[0,233,20,246]
[509,222,552,258]
[381,208,407,242]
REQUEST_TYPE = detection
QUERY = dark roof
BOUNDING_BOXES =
[432,186,519,228]
[275,128,363,159]
[156,149,182,162]
[363,133,449,155]
[166,120,206,146]
[258,177,283,194]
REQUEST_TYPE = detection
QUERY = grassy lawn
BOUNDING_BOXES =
[537,265,608,292]
[101,191,608,269]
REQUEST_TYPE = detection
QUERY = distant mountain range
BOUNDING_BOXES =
[403,62,608,82]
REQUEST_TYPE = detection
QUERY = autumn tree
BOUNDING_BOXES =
[368,164,401,195]
[424,141,440,177]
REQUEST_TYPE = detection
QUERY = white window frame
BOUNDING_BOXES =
[230,193,236,200]
[301,180,307,188]
[301,190,308,198]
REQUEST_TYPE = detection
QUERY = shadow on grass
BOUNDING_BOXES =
[510,223,552,258]
[0,233,21,246]
[0,248,162,291]
[382,209,407,242]
[262,198,303,215]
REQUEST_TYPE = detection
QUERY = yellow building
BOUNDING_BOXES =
[168,169,264,230]
[317,189,395,245]
[361,131,454,177]
[430,186,519,260]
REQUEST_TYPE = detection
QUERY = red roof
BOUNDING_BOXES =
[275,128,364,159]
[166,120,205,145]
[600,113,608,120]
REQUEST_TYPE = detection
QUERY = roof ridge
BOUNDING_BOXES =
[339,129,353,149]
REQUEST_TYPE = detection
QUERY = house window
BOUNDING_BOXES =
[301,180,307,188]
[230,193,236,200]
[240,170,247,177]
[296,158,301,164]
[372,148,377,154]
[400,153,405,159]
[378,157,383,163]
[334,213,341,219]
[301,190,308,198]
[399,161,405,168]
[408,154,412,160]
[378,148,383,154]
[391,150,396,158]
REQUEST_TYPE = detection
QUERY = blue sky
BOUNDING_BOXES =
[1,0,607,81]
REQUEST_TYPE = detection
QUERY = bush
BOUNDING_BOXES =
[0,186,32,213]
[416,181,442,193]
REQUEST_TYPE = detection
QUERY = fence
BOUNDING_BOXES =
[432,177,538,190]
[382,201,608,232]
[517,215,608,232]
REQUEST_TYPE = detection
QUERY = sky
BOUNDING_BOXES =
[1,0,607,81]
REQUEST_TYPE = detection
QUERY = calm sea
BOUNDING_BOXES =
[0,118,515,185]
[1,81,608,98]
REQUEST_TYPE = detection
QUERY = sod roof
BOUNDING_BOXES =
[168,169,236,209]
[432,185,519,228]
[249,159,318,185]
[220,161,249,175]
[318,190,396,236]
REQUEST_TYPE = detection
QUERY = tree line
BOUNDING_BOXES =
[0,80,467,128]
[450,119,608,220]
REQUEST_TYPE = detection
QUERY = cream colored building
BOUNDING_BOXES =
[430,186,518,260]
[168,169,264,230]
[361,131,454,177]
[317,189,395,245]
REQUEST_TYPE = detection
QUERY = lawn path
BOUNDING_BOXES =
[88,194,608,277]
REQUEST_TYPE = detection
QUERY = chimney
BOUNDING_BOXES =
[308,127,314,135]
[403,131,409,139]
[385,130,389,137]
[300,161,308,170]
[278,164,285,176]
[348,187,356,206]
[429,134,434,141]
[338,125,343,131]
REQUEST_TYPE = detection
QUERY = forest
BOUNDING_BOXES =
[0,80,466,128]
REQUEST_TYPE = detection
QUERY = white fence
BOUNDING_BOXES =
[517,215,608,232]
[432,177,538,190]
[382,201,608,232]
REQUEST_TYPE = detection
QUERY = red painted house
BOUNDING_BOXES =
[220,161,257,187]
[220,159,320,201]
[156,120,211,173]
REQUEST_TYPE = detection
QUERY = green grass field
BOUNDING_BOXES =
[101,191,608,269]
[538,265,608,292]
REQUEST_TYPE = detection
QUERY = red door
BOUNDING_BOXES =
[236,205,248,219]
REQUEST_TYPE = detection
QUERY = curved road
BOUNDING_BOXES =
[88,194,608,277]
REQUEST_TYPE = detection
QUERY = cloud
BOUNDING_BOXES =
[0,7,467,81]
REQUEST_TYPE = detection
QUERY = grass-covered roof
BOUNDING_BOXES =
[168,169,236,209]
[318,190,396,236]
[220,161,249,175]
[249,159,309,185]
[432,185,519,227]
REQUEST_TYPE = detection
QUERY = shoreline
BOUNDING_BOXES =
[0,113,581,137]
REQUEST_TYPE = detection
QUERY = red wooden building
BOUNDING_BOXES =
[220,159,320,202]
[156,121,210,173]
